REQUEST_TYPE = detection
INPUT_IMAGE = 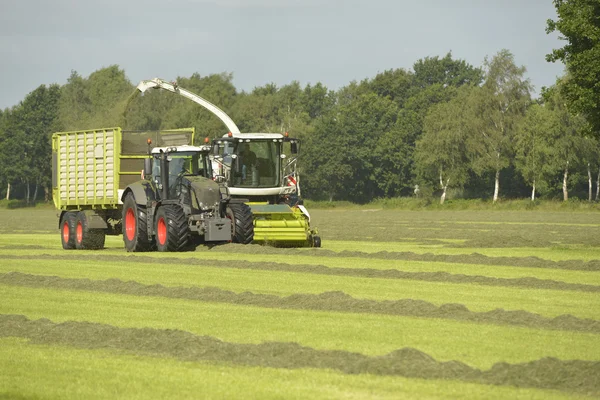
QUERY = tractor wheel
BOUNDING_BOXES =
[60,212,77,250]
[122,193,155,252]
[226,203,254,244]
[154,205,191,252]
[75,212,106,250]
[312,235,322,248]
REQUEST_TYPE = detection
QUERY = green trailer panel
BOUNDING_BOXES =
[52,127,195,211]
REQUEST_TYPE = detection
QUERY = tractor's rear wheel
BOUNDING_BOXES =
[122,193,155,252]
[226,203,254,244]
[60,212,77,250]
[154,205,191,252]
[74,212,106,250]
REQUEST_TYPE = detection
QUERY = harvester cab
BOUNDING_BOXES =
[212,133,298,199]
[213,133,320,247]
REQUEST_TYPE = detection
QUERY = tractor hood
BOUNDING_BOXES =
[184,176,223,211]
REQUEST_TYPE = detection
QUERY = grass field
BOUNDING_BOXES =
[1,207,599,399]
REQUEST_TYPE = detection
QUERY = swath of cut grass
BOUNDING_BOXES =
[1,338,582,400]
[1,256,599,320]
[2,284,599,369]
[2,314,599,395]
[2,272,598,333]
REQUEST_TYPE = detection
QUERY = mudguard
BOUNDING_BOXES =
[122,181,158,206]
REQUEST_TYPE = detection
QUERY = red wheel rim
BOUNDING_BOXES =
[62,222,70,243]
[76,221,83,244]
[125,208,136,241]
[157,217,167,245]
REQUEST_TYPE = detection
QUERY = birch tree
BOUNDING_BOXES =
[514,104,556,201]
[415,87,473,204]
[467,50,531,202]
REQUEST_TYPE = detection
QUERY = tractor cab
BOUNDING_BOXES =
[144,144,223,208]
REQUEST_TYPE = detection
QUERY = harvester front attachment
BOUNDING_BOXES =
[248,203,320,247]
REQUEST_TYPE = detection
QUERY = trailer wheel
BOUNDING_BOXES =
[60,212,77,250]
[75,212,106,250]
[226,203,254,244]
[154,205,191,252]
[122,193,155,252]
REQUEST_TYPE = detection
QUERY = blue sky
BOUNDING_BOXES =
[0,0,565,109]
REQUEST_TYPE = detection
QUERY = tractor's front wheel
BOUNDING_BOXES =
[122,193,155,252]
[226,203,254,244]
[60,212,77,250]
[154,205,191,252]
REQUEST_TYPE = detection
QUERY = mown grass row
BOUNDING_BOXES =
[2,283,598,370]
[2,314,598,395]
[3,337,577,400]
[0,256,599,320]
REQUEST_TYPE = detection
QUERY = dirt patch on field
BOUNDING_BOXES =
[1,314,598,394]
[3,253,599,293]
[2,272,599,334]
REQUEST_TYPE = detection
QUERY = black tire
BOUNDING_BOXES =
[226,203,254,244]
[154,205,191,252]
[122,193,155,252]
[75,212,106,250]
[312,235,322,248]
[60,212,77,250]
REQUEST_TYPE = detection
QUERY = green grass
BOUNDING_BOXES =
[1,257,599,319]
[1,207,599,398]
[2,285,599,370]
[1,338,582,400]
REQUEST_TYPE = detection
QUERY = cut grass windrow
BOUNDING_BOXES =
[1,314,598,395]
[5,242,590,272]
[2,272,599,334]
[210,246,600,271]
[2,254,600,293]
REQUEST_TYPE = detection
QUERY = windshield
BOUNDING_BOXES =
[152,151,212,193]
[217,140,281,187]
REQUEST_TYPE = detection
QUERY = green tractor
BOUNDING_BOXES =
[121,142,253,251]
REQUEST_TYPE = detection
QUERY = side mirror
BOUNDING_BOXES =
[143,158,152,178]
[291,141,298,154]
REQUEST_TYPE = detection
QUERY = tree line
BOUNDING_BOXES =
[1,0,598,204]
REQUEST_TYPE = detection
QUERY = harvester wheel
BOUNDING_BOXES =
[122,193,155,252]
[75,212,106,250]
[60,212,77,250]
[312,235,322,248]
[154,205,191,252]
[226,203,254,244]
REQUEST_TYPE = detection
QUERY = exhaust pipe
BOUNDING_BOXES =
[160,150,169,200]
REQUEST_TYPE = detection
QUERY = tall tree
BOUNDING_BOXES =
[467,50,531,202]
[544,86,589,201]
[302,92,397,202]
[547,0,600,134]
[412,52,484,89]
[58,70,92,130]
[415,87,474,203]
[514,104,557,200]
